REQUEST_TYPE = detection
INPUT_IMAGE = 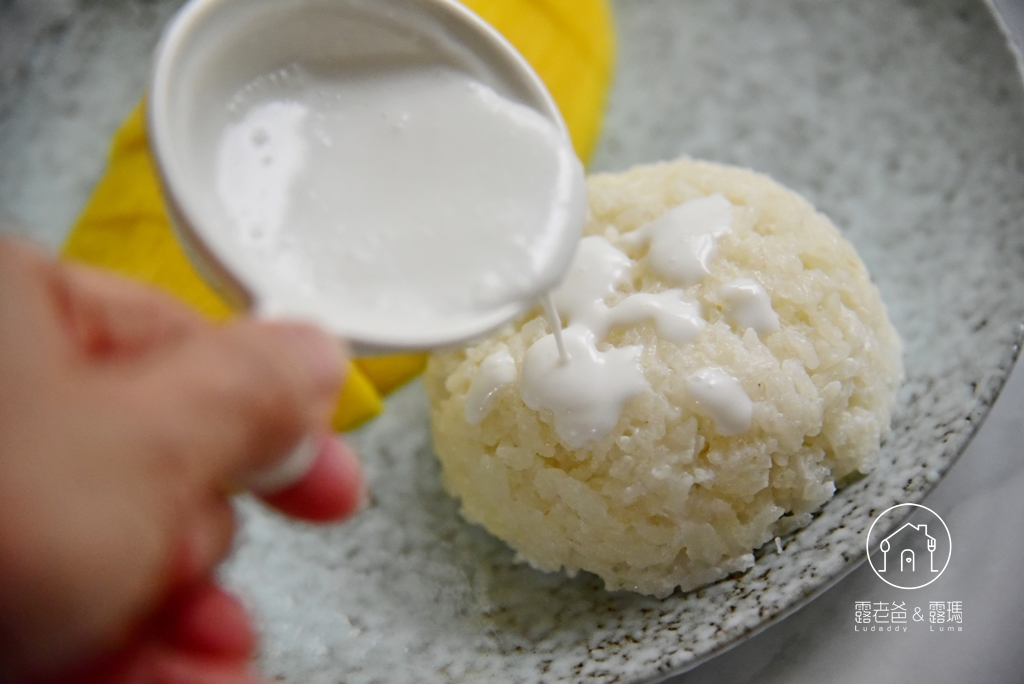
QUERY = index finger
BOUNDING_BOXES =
[58,260,208,359]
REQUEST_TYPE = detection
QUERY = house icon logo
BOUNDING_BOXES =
[866,503,951,590]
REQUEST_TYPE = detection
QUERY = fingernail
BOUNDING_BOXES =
[240,434,318,493]
[339,438,371,514]
[268,324,346,395]
[257,434,367,521]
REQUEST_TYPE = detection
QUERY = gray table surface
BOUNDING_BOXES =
[2,1,1023,682]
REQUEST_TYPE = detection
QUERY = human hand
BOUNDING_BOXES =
[0,237,364,683]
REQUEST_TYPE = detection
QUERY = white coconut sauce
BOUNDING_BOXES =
[520,325,646,448]
[620,193,734,286]
[606,292,705,347]
[510,195,770,446]
[686,367,754,436]
[719,278,779,335]
[551,235,633,323]
[540,293,569,363]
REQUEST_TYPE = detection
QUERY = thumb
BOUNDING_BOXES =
[130,319,346,490]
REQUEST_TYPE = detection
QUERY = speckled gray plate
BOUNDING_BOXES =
[3,0,1024,682]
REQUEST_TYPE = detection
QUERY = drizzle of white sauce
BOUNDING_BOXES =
[606,291,705,346]
[686,367,754,436]
[464,347,518,425]
[719,278,779,335]
[512,196,769,446]
[540,293,569,363]
[549,236,705,344]
[551,235,633,324]
[520,235,708,445]
[520,326,647,448]
[621,193,734,286]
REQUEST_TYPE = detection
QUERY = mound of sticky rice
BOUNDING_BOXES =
[424,158,903,597]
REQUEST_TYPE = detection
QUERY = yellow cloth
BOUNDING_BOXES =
[62,0,615,431]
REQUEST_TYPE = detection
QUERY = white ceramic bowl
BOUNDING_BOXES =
[147,0,572,354]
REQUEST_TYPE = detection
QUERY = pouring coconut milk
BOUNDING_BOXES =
[149,0,586,353]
